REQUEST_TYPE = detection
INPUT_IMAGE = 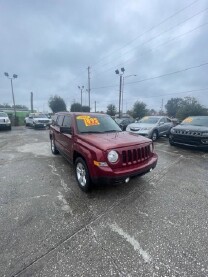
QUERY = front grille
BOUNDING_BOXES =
[173,135,202,146]
[175,130,202,136]
[122,145,151,165]
[38,120,49,123]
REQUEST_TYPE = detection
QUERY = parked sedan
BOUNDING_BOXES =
[115,117,134,131]
[126,116,173,141]
[169,116,208,150]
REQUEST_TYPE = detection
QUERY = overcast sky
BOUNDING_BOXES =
[0,0,208,113]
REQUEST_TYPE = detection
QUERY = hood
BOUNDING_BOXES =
[77,132,151,151]
[0,116,9,121]
[173,124,208,132]
[128,123,156,130]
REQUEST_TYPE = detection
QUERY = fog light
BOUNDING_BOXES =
[201,139,208,144]
[125,177,130,183]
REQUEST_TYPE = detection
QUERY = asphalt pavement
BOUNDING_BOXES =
[0,127,208,277]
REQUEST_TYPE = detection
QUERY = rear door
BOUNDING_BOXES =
[60,115,73,162]
[53,115,64,151]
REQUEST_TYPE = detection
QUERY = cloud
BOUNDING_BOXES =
[0,0,208,113]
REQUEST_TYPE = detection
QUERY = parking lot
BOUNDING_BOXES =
[0,127,208,277]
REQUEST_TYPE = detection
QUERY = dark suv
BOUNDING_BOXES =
[49,112,158,192]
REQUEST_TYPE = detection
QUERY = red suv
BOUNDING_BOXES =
[50,112,158,192]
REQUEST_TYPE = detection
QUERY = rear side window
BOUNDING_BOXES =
[63,116,71,127]
[57,115,64,126]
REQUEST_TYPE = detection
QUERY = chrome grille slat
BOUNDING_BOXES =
[175,130,202,136]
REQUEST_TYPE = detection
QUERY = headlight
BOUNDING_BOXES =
[171,128,175,134]
[107,150,119,163]
[5,118,11,123]
[202,132,208,136]
[33,120,39,124]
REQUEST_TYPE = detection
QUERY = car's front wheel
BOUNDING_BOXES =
[151,130,158,141]
[51,138,59,154]
[169,138,176,146]
[75,157,91,192]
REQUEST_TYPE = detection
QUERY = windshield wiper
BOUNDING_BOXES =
[80,131,103,133]
[104,130,122,133]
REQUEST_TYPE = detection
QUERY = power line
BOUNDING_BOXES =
[63,0,201,89]
[91,0,200,68]
[91,62,208,90]
[129,87,208,99]
[92,7,208,76]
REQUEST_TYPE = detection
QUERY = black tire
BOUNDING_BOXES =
[51,137,59,154]
[75,157,91,192]
[151,130,158,141]
[169,138,175,146]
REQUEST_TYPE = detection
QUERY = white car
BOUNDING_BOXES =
[0,112,11,130]
[25,113,52,128]
[126,116,173,141]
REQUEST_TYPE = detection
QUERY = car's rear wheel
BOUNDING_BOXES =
[51,138,59,154]
[151,130,158,141]
[75,157,91,192]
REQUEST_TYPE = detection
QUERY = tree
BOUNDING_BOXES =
[165,98,183,118]
[14,105,29,110]
[106,104,117,116]
[0,103,11,108]
[48,95,67,113]
[131,101,147,119]
[176,97,208,120]
[70,103,82,112]
[82,106,90,112]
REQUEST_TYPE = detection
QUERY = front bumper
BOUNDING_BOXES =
[33,123,48,128]
[0,124,11,129]
[169,134,208,150]
[91,154,158,185]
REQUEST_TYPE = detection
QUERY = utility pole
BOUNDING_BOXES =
[115,68,125,118]
[31,92,33,112]
[78,86,84,107]
[95,101,96,112]
[4,72,18,125]
[87,66,91,111]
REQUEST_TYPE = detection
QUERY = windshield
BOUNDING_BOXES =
[138,116,160,124]
[33,114,48,118]
[0,112,8,117]
[76,114,122,133]
[181,116,208,127]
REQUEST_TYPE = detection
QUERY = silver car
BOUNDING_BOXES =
[126,116,173,141]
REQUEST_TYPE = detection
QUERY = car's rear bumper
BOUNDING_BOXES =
[91,154,158,185]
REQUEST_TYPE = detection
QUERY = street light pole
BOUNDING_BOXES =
[78,85,84,107]
[122,74,137,113]
[115,67,125,118]
[4,72,18,125]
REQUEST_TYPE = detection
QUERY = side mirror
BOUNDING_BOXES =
[60,126,72,134]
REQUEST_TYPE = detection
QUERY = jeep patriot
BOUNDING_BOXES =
[49,112,158,192]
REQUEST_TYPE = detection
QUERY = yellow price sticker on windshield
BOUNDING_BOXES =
[77,116,100,126]
[183,117,193,123]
